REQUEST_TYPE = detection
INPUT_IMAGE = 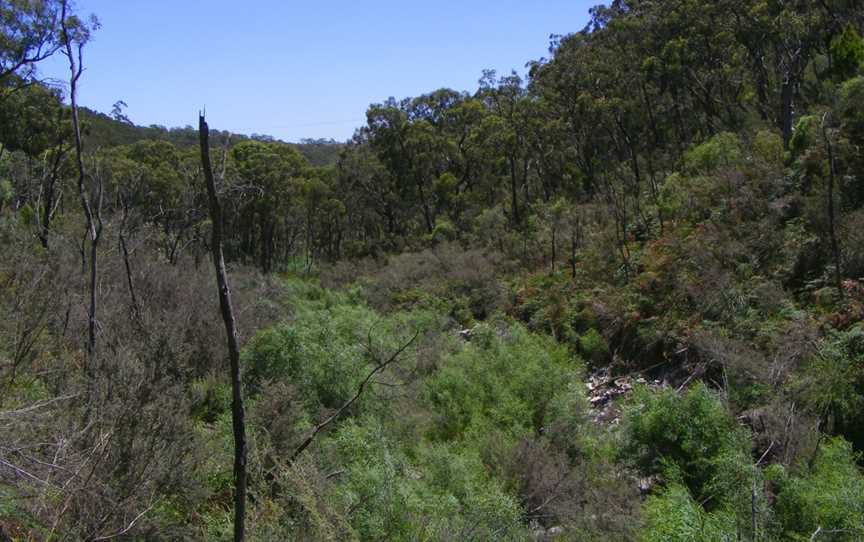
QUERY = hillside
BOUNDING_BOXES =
[79,106,344,166]
[1,1,864,541]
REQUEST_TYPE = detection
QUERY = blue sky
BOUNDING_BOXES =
[40,1,597,142]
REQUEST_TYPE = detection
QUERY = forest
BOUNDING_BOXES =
[2,0,864,540]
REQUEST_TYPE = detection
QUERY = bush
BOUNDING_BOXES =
[640,484,738,542]
[683,132,742,173]
[322,417,527,542]
[840,76,864,144]
[753,129,785,168]
[772,437,864,541]
[424,322,584,442]
[830,24,864,81]
[0,179,13,211]
[241,280,423,416]
[841,210,864,279]
[579,327,611,365]
[430,217,457,242]
[348,243,511,320]
[790,115,819,157]
[796,326,864,451]
[621,383,751,504]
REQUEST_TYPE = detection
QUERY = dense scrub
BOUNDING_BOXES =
[3,231,863,539]
[2,0,864,540]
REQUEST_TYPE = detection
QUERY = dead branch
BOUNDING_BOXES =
[289,329,419,464]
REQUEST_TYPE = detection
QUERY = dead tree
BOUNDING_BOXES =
[61,1,102,390]
[118,195,140,322]
[199,113,247,542]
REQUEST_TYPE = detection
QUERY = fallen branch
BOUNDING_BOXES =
[0,457,58,488]
[0,394,80,418]
[289,329,419,464]
[809,526,853,541]
[92,500,159,541]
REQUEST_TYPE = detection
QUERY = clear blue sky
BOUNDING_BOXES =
[40,1,597,142]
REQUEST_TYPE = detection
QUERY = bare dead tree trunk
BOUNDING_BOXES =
[62,2,102,391]
[118,197,140,321]
[199,113,247,542]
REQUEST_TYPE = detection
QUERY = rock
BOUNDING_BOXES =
[547,526,564,537]
[532,526,565,541]
[638,476,657,494]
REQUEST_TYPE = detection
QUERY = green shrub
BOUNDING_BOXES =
[189,376,230,423]
[684,132,742,173]
[430,217,458,243]
[0,179,12,210]
[241,279,422,416]
[830,24,864,81]
[622,383,751,504]
[772,437,864,541]
[840,76,864,143]
[659,171,722,221]
[790,115,819,157]
[797,325,864,451]
[579,327,610,365]
[354,243,508,319]
[640,484,738,542]
[424,322,584,441]
[753,129,785,167]
[324,418,527,541]
[19,203,35,226]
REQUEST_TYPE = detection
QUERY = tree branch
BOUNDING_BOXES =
[289,329,419,464]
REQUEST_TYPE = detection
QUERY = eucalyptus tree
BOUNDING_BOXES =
[0,0,65,83]
[479,70,532,227]
[229,139,307,271]
[366,98,437,234]
[0,82,70,246]
[336,136,400,248]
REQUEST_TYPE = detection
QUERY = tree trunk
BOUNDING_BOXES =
[823,115,843,298]
[39,121,66,250]
[199,114,247,542]
[509,155,521,226]
[62,2,101,393]
[781,79,795,149]
[417,178,434,234]
[119,199,140,321]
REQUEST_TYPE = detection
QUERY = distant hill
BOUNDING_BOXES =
[79,107,344,167]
